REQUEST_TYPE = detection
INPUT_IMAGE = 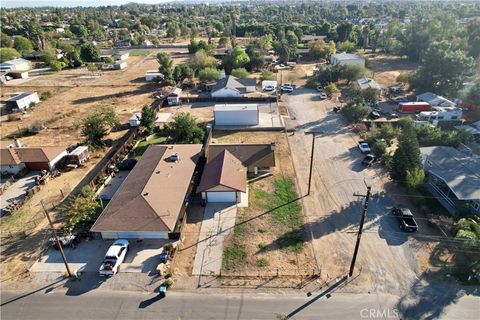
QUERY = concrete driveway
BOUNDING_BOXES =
[192,203,237,275]
[1,171,38,215]
[31,239,167,274]
[284,88,441,295]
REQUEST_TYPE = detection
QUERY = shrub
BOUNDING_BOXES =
[198,67,220,82]
[260,70,276,81]
[40,91,52,101]
[231,67,249,78]
[257,258,269,267]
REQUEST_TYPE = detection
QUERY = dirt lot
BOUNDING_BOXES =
[212,131,317,278]
[0,53,167,145]
[367,54,418,87]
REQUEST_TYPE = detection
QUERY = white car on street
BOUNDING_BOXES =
[263,85,275,91]
[357,141,371,154]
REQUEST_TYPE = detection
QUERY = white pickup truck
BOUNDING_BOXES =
[99,239,129,276]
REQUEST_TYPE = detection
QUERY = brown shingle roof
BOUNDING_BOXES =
[0,146,66,165]
[15,147,67,163]
[0,148,21,165]
[197,149,246,193]
[91,144,202,233]
[206,144,275,169]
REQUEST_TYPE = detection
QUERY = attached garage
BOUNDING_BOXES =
[214,104,259,126]
[206,191,237,203]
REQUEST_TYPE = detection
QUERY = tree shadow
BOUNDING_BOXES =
[71,84,154,104]
[63,273,106,296]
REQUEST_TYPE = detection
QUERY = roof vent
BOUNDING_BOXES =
[143,192,149,196]
[156,171,160,174]
[168,152,180,162]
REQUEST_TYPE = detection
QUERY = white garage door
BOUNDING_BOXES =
[116,232,141,239]
[207,192,236,203]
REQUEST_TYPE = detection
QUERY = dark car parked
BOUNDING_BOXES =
[392,207,418,232]
[361,155,376,167]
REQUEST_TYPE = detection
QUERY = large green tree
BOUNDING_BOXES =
[164,112,204,144]
[140,105,157,133]
[13,36,33,55]
[222,46,250,74]
[390,120,422,182]
[0,47,21,62]
[81,107,119,149]
[80,43,100,62]
[410,41,475,97]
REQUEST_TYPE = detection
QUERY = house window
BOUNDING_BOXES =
[451,116,458,120]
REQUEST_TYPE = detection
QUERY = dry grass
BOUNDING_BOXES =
[213,131,317,276]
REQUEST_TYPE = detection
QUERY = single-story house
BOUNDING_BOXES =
[114,52,129,61]
[115,39,131,47]
[91,144,202,239]
[0,58,32,72]
[206,143,275,176]
[145,70,164,82]
[416,92,456,108]
[214,104,259,126]
[210,75,257,98]
[5,92,40,111]
[167,87,182,106]
[0,146,68,174]
[330,53,365,67]
[198,143,276,203]
[355,78,382,91]
[197,149,247,203]
[455,120,480,141]
[301,35,327,43]
[421,146,480,216]
[113,61,127,70]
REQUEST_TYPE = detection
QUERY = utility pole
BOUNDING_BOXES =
[40,200,72,277]
[348,185,372,277]
[307,132,315,196]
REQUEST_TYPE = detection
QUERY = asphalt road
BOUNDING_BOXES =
[2,287,478,320]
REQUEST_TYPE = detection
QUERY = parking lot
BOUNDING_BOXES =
[284,88,441,295]
[31,239,168,275]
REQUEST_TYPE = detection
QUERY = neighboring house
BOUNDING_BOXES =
[145,70,164,81]
[91,144,202,239]
[0,148,25,175]
[455,120,480,141]
[214,104,259,126]
[198,143,276,203]
[421,146,480,216]
[355,78,382,91]
[301,35,327,43]
[416,92,456,108]
[115,39,131,47]
[5,92,40,112]
[167,87,182,106]
[114,52,129,61]
[330,53,365,67]
[0,146,67,174]
[210,75,257,98]
[0,58,32,72]
[113,61,127,70]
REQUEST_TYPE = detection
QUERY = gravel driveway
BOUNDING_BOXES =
[283,88,435,295]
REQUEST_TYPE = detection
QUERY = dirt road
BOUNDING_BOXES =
[283,88,438,295]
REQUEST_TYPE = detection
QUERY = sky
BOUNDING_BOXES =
[1,0,172,8]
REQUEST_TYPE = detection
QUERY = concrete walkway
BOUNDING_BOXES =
[192,203,237,276]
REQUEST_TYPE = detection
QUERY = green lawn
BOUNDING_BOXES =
[134,136,167,159]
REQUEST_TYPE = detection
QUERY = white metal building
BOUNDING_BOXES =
[129,113,141,127]
[214,104,259,126]
[145,70,164,82]
[5,92,40,111]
